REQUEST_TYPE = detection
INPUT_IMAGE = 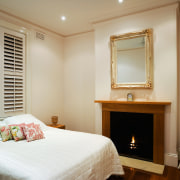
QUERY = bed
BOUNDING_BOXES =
[0,114,124,180]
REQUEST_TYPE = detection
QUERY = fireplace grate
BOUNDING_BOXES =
[110,112,153,162]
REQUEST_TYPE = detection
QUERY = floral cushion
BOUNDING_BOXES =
[0,121,6,141]
[34,124,44,140]
[10,124,26,141]
[23,123,44,142]
[0,126,13,142]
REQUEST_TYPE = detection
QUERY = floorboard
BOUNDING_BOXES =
[108,166,180,180]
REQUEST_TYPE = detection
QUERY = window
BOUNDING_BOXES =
[0,27,25,117]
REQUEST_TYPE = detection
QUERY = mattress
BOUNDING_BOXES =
[0,127,124,180]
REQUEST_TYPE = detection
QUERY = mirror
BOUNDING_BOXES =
[111,29,153,88]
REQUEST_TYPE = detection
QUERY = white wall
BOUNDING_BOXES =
[63,32,95,133]
[0,14,64,125]
[0,12,95,133]
[29,31,64,124]
[94,4,178,166]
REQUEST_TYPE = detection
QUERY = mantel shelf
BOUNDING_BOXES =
[94,99,171,105]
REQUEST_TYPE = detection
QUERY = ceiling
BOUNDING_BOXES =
[0,0,178,37]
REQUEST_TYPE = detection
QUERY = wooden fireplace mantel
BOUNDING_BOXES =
[95,99,171,165]
[94,99,171,105]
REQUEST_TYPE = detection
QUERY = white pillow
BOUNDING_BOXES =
[4,114,48,131]
[0,121,6,126]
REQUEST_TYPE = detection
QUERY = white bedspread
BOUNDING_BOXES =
[0,127,124,180]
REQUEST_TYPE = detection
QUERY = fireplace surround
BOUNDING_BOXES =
[95,99,171,165]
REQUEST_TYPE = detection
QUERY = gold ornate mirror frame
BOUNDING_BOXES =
[111,29,153,89]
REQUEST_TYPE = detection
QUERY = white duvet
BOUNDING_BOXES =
[0,127,124,180]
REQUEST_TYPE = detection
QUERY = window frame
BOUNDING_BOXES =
[0,27,26,117]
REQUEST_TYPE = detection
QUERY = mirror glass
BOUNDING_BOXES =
[111,29,153,88]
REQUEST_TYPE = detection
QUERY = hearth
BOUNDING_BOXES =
[110,112,153,161]
[94,99,171,164]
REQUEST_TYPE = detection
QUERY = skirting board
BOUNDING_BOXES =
[165,153,178,167]
[119,156,164,174]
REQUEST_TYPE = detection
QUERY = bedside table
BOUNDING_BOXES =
[47,124,65,129]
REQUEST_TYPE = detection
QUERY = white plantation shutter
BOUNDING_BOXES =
[0,27,25,117]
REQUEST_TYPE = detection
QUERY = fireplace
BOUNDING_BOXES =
[94,99,171,165]
[110,112,153,161]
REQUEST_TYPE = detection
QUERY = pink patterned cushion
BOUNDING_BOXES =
[34,124,44,139]
[23,123,44,142]
[24,123,34,128]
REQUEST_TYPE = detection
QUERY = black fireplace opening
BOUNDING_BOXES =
[110,112,153,162]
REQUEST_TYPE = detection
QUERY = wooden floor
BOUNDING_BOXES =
[108,166,180,180]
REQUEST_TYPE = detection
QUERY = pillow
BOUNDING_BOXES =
[4,114,47,131]
[0,126,13,142]
[34,124,44,139]
[0,121,6,141]
[10,124,26,141]
[0,121,6,126]
[23,123,44,142]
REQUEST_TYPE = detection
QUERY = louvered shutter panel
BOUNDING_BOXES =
[0,28,25,116]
